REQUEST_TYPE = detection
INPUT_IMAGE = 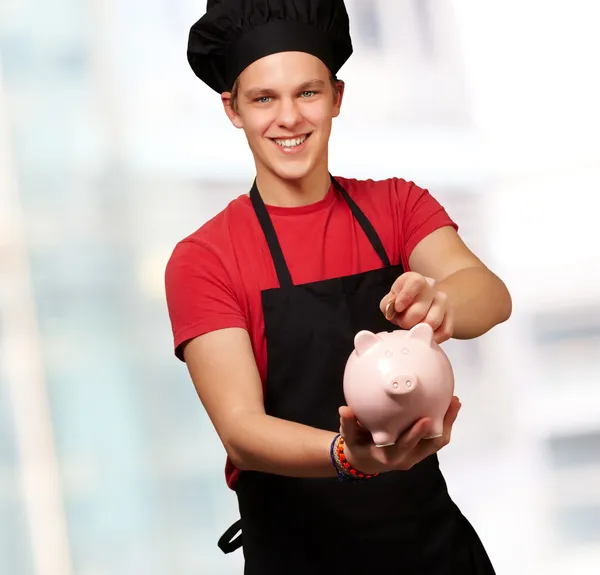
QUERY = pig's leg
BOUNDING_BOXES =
[371,430,397,448]
[423,419,444,440]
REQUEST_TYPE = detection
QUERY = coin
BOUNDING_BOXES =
[385,298,396,321]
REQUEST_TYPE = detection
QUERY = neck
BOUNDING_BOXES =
[254,166,332,208]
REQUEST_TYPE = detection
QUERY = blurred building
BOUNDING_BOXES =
[0,1,599,574]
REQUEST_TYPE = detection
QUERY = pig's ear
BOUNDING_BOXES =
[406,323,434,347]
[354,331,380,356]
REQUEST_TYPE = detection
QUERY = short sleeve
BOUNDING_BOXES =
[164,240,247,361]
[396,180,458,268]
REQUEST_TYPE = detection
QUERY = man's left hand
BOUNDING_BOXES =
[379,272,454,344]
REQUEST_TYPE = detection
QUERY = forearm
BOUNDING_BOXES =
[438,266,512,339]
[225,413,338,477]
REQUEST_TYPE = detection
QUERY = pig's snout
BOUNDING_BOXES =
[386,373,418,396]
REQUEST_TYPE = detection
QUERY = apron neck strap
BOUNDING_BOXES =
[330,177,391,268]
[249,179,294,289]
[249,175,391,289]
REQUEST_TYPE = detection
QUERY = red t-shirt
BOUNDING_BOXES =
[165,176,457,488]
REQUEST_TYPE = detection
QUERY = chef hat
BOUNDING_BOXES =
[187,0,353,93]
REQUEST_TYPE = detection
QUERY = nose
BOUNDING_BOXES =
[386,373,419,396]
[275,97,302,130]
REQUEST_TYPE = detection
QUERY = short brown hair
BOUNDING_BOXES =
[230,74,341,113]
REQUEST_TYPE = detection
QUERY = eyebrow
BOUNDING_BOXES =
[243,79,326,100]
[298,79,326,91]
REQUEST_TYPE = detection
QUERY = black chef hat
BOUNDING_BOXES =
[187,0,353,93]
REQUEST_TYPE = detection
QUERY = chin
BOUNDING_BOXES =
[268,160,315,182]
[274,165,312,181]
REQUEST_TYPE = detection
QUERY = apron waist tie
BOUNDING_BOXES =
[217,519,243,553]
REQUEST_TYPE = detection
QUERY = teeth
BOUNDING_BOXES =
[274,135,308,148]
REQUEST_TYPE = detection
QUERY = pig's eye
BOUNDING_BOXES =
[402,348,409,355]
[385,350,393,357]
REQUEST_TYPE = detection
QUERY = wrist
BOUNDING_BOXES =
[330,434,379,482]
[343,440,382,476]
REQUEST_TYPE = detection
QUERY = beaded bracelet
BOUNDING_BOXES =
[330,434,379,483]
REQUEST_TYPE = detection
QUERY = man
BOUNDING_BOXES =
[165,0,512,573]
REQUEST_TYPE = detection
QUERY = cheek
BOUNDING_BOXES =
[243,112,275,140]
[304,107,333,133]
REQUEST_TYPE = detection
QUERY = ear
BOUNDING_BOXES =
[221,92,244,129]
[354,330,380,356]
[332,80,345,118]
[406,323,434,347]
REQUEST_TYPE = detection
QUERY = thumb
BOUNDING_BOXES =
[339,406,361,442]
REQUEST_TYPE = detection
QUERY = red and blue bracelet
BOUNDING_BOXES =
[330,433,379,483]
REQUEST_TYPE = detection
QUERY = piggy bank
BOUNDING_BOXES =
[342,323,454,447]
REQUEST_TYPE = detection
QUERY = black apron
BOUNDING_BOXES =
[218,176,496,574]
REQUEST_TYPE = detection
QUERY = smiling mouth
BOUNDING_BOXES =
[271,133,312,149]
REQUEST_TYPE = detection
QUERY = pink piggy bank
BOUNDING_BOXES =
[343,323,454,447]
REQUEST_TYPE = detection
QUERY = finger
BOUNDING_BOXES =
[391,273,427,314]
[424,398,462,451]
[444,396,461,428]
[406,399,461,464]
[396,289,435,330]
[339,406,366,442]
[379,274,436,318]
[388,271,424,296]
[380,273,425,317]
[338,405,354,433]
[441,403,460,445]
[339,405,355,419]
[383,418,431,470]
[395,417,432,452]
[445,396,462,429]
[433,306,454,344]
[421,291,447,332]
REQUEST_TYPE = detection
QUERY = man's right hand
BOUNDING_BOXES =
[339,397,462,476]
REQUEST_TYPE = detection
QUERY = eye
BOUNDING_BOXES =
[300,90,316,98]
[255,96,273,104]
